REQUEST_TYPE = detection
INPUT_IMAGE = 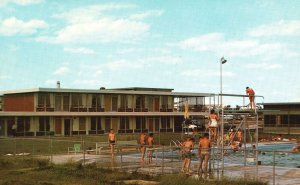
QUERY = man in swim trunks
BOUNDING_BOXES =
[198,133,211,176]
[208,109,219,143]
[140,131,147,163]
[147,133,154,164]
[108,129,116,158]
[237,129,243,142]
[246,87,255,110]
[181,137,194,175]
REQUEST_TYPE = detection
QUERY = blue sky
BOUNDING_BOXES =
[0,0,300,105]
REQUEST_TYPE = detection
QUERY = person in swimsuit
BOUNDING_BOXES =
[208,109,219,143]
[246,87,255,110]
[108,129,116,158]
[237,129,243,143]
[140,131,147,163]
[198,133,211,176]
[181,137,194,175]
[147,133,154,164]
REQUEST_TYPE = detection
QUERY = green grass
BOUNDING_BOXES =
[0,157,267,185]
[0,133,184,155]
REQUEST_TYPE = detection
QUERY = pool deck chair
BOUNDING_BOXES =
[68,143,81,154]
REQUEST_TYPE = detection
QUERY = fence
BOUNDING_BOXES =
[0,137,299,185]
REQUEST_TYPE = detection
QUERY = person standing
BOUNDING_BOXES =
[246,87,255,110]
[208,109,219,143]
[237,129,243,143]
[12,123,17,137]
[147,133,154,164]
[108,129,116,158]
[198,133,211,176]
[181,137,194,175]
[140,131,147,164]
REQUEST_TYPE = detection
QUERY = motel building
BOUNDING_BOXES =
[263,102,300,135]
[0,86,214,137]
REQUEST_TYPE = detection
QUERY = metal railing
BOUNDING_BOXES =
[0,138,299,185]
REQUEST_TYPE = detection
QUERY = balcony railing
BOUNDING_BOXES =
[35,104,207,113]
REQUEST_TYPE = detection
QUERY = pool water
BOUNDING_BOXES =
[145,143,300,168]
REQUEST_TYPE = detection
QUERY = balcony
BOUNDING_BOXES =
[36,105,54,112]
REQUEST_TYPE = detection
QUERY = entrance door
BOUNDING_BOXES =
[55,118,62,135]
[64,119,71,136]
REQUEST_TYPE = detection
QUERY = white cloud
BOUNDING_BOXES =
[38,17,149,44]
[0,17,48,36]
[246,62,282,69]
[64,47,95,55]
[180,69,235,77]
[0,75,10,80]
[54,3,137,24]
[117,48,144,54]
[0,0,43,7]
[72,79,110,87]
[179,33,288,58]
[44,79,57,86]
[129,10,164,20]
[106,59,144,70]
[246,62,282,70]
[144,55,183,65]
[38,3,160,44]
[248,20,300,37]
[53,66,70,75]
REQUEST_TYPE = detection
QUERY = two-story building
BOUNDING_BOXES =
[0,86,214,137]
[263,102,300,135]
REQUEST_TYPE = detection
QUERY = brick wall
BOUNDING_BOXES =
[3,93,35,112]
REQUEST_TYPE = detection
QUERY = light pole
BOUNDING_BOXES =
[220,56,227,174]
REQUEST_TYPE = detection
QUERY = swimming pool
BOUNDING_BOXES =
[142,143,300,168]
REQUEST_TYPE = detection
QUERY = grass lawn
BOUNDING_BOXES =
[0,156,267,185]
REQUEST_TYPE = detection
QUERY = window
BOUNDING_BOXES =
[17,117,30,132]
[136,117,146,130]
[120,117,129,130]
[264,115,276,126]
[161,116,171,129]
[55,95,62,111]
[92,95,102,108]
[38,93,50,107]
[136,96,145,109]
[91,117,102,131]
[71,94,82,107]
[161,96,168,109]
[120,95,128,108]
[39,117,50,131]
[112,96,118,111]
[290,115,300,127]
[280,115,289,125]
[63,95,69,111]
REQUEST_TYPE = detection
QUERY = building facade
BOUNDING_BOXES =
[263,102,300,134]
[0,87,213,137]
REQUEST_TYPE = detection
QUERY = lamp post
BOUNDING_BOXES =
[220,56,227,174]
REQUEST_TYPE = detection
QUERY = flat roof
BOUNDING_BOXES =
[0,87,214,97]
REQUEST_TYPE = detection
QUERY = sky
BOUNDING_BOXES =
[0,0,300,105]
